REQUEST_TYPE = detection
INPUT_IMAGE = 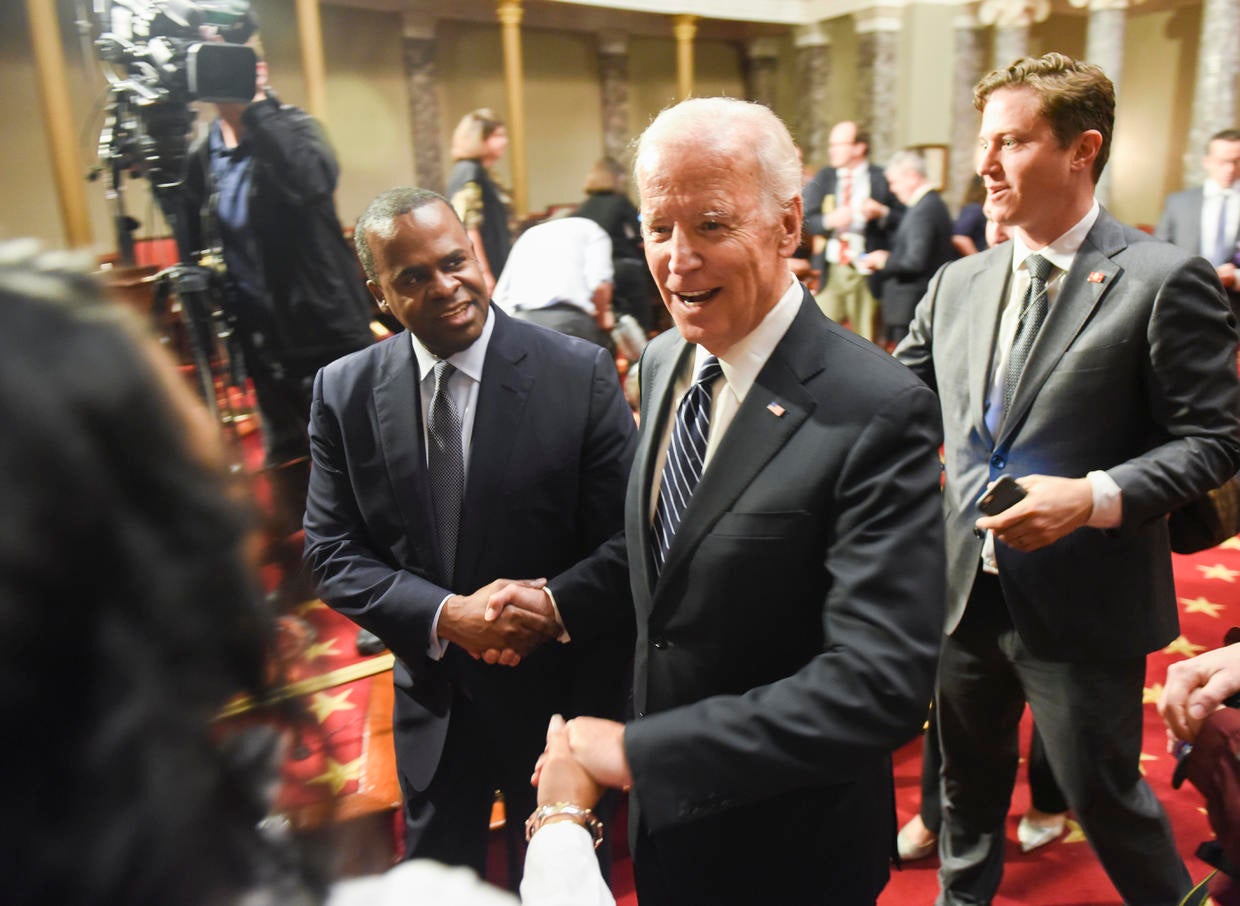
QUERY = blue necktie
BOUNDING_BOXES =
[428,361,464,584]
[651,356,722,577]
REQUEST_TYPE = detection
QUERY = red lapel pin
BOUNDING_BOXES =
[1087,271,1106,284]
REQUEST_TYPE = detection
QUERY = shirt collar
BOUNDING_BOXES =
[907,184,934,207]
[411,305,495,386]
[1010,198,1100,277]
[1205,179,1236,198]
[693,274,801,400]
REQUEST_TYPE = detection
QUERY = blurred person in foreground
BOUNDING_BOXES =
[895,53,1240,905]
[0,240,612,906]
[493,96,946,905]
[447,109,513,294]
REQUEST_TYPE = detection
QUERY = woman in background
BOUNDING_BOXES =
[951,174,989,257]
[0,242,611,906]
[447,109,512,293]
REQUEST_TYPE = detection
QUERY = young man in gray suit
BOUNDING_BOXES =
[896,54,1240,905]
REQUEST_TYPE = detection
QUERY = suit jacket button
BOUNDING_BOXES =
[990,454,1006,469]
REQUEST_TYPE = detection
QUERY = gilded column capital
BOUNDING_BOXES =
[497,0,523,28]
[672,14,698,43]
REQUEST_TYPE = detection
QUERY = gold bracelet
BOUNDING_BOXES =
[524,802,604,850]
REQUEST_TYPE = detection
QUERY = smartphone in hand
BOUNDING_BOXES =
[977,475,1027,516]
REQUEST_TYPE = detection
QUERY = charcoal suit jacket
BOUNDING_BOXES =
[896,208,1240,660]
[564,287,945,902]
[304,306,636,793]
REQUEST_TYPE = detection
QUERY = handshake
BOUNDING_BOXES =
[437,577,563,666]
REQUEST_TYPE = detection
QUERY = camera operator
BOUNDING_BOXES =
[177,32,374,533]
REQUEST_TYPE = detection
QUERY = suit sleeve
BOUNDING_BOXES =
[242,97,339,208]
[802,168,832,238]
[303,368,451,667]
[883,201,944,279]
[1153,199,1175,243]
[623,381,946,830]
[892,266,943,394]
[1106,255,1240,527]
[548,346,637,642]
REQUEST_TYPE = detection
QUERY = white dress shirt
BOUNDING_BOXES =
[493,217,613,315]
[826,162,874,267]
[980,200,1121,573]
[648,275,802,521]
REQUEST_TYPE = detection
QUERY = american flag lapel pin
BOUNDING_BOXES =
[767,402,786,417]
[1087,271,1106,284]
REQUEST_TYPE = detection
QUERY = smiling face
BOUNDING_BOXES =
[364,201,489,358]
[638,142,801,357]
[976,87,1099,247]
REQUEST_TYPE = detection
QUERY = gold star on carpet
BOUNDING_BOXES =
[293,599,328,616]
[1180,596,1224,618]
[1063,818,1087,844]
[1221,537,1240,551]
[1164,635,1208,659]
[1138,752,1158,776]
[1144,683,1164,705]
[304,638,341,662]
[307,756,365,795]
[308,688,356,723]
[1196,563,1240,583]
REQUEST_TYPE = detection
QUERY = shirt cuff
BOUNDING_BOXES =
[1085,470,1123,528]
[542,585,571,644]
[428,593,453,660]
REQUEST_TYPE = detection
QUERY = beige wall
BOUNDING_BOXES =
[6,1,1236,254]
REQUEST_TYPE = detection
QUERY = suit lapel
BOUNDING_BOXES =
[967,248,1011,446]
[372,335,439,572]
[653,293,819,596]
[455,309,533,587]
[996,211,1126,448]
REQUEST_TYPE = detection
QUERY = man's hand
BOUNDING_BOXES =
[437,578,554,664]
[860,198,890,221]
[478,582,561,666]
[532,714,604,810]
[975,474,1093,551]
[1159,642,1240,742]
[1217,262,1238,292]
[566,717,633,790]
[824,206,853,232]
[862,249,890,271]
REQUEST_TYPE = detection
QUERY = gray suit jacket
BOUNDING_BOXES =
[897,208,1240,660]
[1155,186,1208,254]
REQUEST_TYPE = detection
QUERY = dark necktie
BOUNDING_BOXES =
[428,360,464,584]
[1002,253,1054,419]
[651,356,722,577]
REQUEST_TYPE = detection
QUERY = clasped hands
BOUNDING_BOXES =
[437,577,561,666]
[975,474,1094,553]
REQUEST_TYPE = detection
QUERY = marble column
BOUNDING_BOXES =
[497,0,529,217]
[854,9,902,166]
[1083,0,1128,206]
[949,7,989,206]
[993,23,1030,67]
[401,15,444,195]
[597,31,630,166]
[672,15,697,100]
[744,37,780,110]
[1183,0,1240,186]
[793,22,831,168]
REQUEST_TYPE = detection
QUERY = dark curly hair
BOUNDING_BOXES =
[0,242,309,905]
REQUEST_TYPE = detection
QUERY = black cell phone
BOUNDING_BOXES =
[977,475,1027,516]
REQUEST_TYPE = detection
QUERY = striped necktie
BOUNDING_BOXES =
[1002,253,1054,419]
[651,356,722,577]
[428,360,464,584]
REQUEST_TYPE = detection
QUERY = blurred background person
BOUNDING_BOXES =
[494,215,616,351]
[0,240,612,906]
[177,31,375,535]
[575,156,656,334]
[447,109,512,295]
[862,150,957,347]
[951,175,990,257]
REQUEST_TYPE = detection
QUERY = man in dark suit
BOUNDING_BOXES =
[863,149,957,347]
[504,97,945,905]
[801,121,903,343]
[895,54,1240,905]
[1155,128,1240,310]
[303,188,636,885]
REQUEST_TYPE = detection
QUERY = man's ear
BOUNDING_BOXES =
[366,280,386,310]
[778,195,804,257]
[1071,130,1103,174]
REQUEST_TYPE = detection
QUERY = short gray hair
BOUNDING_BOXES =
[354,187,453,282]
[633,98,801,220]
[885,150,927,177]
